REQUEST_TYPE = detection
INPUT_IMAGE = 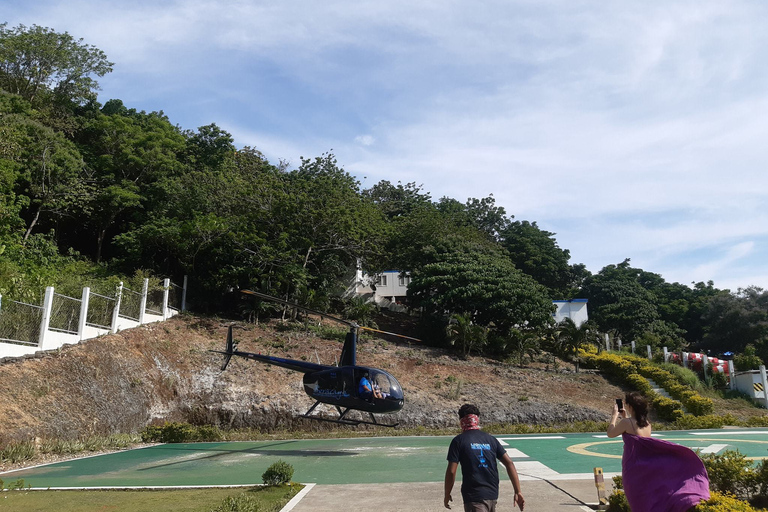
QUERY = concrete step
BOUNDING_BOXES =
[647,378,687,413]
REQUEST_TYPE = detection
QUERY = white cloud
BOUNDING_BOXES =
[354,135,375,147]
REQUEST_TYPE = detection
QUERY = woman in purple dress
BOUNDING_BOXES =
[607,392,710,512]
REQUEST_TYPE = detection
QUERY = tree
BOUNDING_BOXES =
[408,241,554,336]
[701,287,768,356]
[500,220,573,297]
[436,194,511,239]
[0,23,113,107]
[580,259,662,342]
[0,111,84,240]
[446,312,488,358]
[362,180,431,219]
[75,104,186,261]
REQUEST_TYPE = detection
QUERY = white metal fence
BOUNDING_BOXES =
[0,277,187,359]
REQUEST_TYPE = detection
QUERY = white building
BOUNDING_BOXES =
[350,269,410,305]
[553,299,589,326]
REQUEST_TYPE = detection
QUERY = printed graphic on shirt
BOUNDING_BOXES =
[471,442,492,468]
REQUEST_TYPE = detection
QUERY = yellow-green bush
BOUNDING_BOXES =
[638,364,714,416]
[694,492,759,511]
[673,414,739,430]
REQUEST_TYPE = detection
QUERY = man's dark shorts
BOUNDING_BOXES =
[464,499,497,512]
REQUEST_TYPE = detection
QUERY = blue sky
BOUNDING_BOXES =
[5,1,768,291]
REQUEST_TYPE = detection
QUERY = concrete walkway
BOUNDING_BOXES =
[289,480,599,511]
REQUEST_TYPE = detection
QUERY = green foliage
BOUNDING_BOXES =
[342,296,378,327]
[261,460,294,486]
[0,23,113,107]
[701,450,757,501]
[735,345,764,372]
[0,478,28,491]
[499,220,574,297]
[141,422,223,443]
[694,492,760,512]
[673,414,739,430]
[408,240,554,340]
[0,440,35,463]
[446,312,488,358]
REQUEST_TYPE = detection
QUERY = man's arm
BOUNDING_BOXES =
[500,453,525,510]
[444,461,458,509]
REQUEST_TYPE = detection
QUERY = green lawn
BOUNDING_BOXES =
[0,484,302,512]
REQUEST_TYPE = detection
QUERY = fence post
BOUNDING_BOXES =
[162,278,170,320]
[604,333,610,352]
[181,275,188,312]
[728,360,735,390]
[38,286,55,350]
[682,352,688,368]
[111,282,123,333]
[663,347,668,363]
[79,287,90,341]
[631,340,635,354]
[617,338,622,351]
[139,278,149,324]
[647,345,652,360]
[703,355,709,379]
[760,365,768,406]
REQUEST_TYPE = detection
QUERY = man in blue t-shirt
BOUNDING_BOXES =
[444,404,524,511]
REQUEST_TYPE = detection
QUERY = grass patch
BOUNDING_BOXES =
[0,484,302,512]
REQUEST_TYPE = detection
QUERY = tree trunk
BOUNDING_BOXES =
[96,228,107,263]
[23,205,42,241]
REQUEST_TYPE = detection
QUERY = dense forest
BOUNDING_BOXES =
[2,23,768,365]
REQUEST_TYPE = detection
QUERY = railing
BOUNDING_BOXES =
[0,297,42,346]
[0,277,187,359]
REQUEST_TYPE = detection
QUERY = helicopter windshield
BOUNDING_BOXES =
[369,369,403,400]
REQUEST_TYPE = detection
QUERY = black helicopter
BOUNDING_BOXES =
[212,290,420,427]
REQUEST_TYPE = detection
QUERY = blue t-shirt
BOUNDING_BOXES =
[358,377,372,397]
[447,430,507,502]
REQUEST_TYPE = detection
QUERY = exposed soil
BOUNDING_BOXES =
[0,312,764,461]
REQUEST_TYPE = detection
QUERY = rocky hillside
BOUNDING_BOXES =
[0,313,735,443]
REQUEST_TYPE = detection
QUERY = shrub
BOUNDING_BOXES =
[607,475,629,512]
[607,489,630,512]
[141,422,196,443]
[735,345,763,372]
[210,494,261,512]
[701,450,756,500]
[262,460,294,486]
[0,440,35,463]
[694,492,759,511]
[674,414,739,430]
[659,362,703,390]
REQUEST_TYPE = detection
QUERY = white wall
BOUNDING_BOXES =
[553,299,589,326]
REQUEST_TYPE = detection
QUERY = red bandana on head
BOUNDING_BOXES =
[460,414,480,432]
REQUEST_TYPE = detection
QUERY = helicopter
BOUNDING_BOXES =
[212,290,421,427]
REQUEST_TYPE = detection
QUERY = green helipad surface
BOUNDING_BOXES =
[4,429,768,488]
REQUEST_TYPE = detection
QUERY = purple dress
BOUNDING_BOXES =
[622,433,710,512]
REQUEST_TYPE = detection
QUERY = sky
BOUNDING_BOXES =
[5,1,768,292]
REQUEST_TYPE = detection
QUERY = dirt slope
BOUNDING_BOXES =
[0,314,678,442]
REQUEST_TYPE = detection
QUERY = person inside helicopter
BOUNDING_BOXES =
[359,372,383,399]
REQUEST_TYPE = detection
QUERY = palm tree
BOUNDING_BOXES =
[554,318,601,371]
[446,313,488,358]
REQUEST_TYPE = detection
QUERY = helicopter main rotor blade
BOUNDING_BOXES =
[241,290,356,327]
[358,325,422,343]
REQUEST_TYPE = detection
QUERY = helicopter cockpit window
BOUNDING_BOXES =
[369,370,402,399]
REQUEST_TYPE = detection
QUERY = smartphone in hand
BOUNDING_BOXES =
[616,398,624,412]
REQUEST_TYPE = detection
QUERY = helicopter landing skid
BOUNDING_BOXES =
[302,401,399,428]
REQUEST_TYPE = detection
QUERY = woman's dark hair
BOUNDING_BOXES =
[458,404,480,418]
[625,392,649,428]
